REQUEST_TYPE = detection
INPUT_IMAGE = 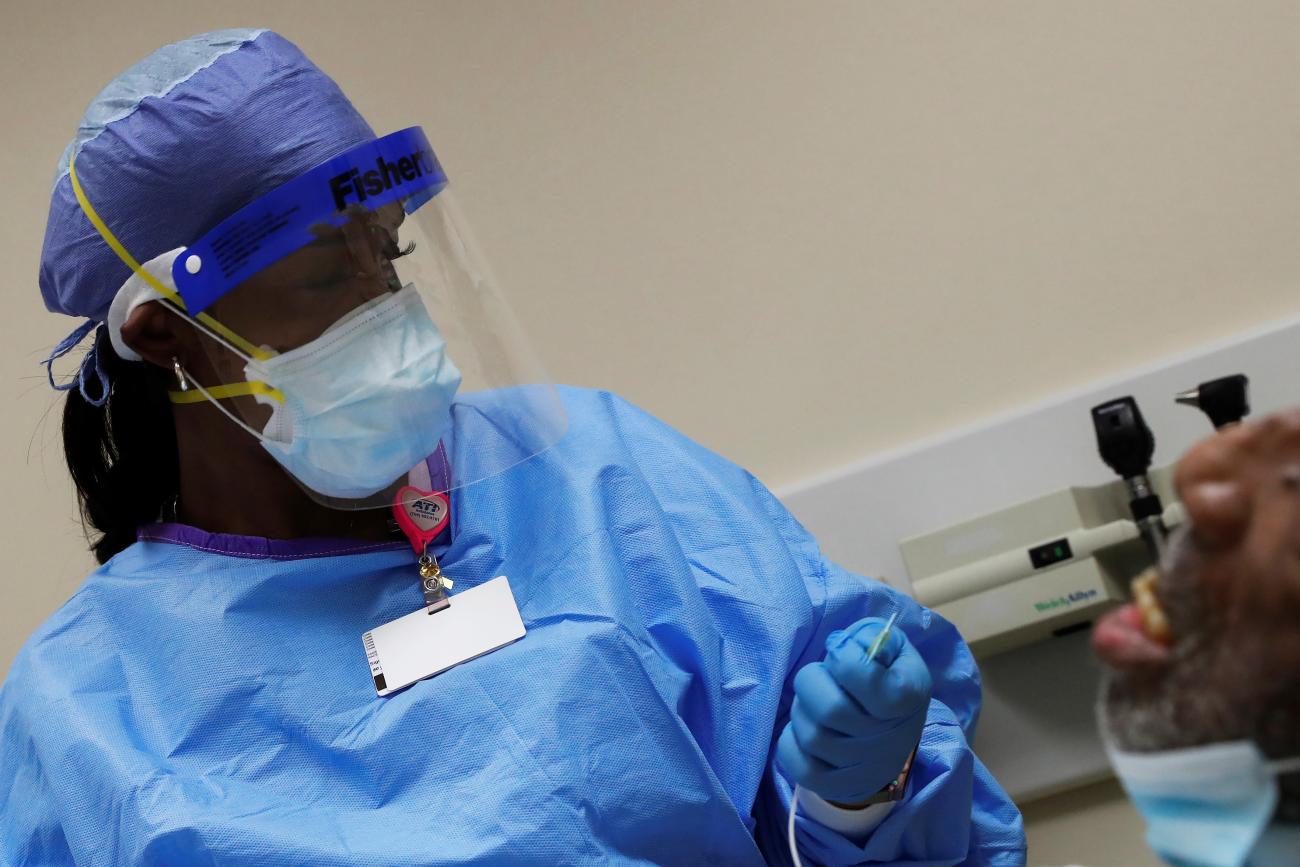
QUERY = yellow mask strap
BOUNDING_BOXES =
[68,154,272,363]
[168,380,283,405]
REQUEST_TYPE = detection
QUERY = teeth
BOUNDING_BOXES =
[1132,568,1173,644]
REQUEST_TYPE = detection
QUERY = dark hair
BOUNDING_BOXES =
[62,331,179,564]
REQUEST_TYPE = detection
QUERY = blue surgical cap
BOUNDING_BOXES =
[39,28,375,402]
[41,28,377,321]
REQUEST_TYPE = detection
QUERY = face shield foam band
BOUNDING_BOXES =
[98,248,286,405]
[170,126,447,314]
[67,154,274,364]
[71,152,311,406]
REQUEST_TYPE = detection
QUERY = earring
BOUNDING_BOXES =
[173,357,189,392]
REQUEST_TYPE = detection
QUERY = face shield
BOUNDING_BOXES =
[156,127,566,509]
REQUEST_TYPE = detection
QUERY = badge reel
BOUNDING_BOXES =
[361,485,525,697]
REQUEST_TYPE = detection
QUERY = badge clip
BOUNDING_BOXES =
[419,549,454,614]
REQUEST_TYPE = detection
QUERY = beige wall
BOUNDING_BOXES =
[1022,779,1161,867]
[5,2,1298,863]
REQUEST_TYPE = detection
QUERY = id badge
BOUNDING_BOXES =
[362,575,525,696]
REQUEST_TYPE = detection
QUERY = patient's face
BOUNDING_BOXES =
[1092,410,1300,816]
[1094,409,1300,776]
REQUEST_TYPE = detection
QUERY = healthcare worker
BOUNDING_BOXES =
[0,30,1025,866]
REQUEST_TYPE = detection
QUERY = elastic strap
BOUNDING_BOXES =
[171,374,281,443]
[68,153,273,362]
[1272,756,1300,775]
[169,380,283,404]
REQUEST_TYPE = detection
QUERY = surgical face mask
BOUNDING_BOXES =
[194,285,462,500]
[1106,739,1300,867]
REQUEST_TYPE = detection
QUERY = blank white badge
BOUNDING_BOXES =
[362,576,526,697]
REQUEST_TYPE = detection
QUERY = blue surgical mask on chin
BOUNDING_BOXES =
[240,285,463,500]
[1105,738,1300,867]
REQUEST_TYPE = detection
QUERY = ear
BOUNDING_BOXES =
[119,300,200,371]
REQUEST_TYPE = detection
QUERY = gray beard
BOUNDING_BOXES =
[1101,529,1240,751]
[1099,528,1300,821]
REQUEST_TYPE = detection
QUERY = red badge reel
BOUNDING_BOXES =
[392,486,452,613]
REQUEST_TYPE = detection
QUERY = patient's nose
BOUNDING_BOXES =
[1174,428,1253,549]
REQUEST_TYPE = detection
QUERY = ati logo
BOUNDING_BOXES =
[412,498,445,521]
[329,149,437,211]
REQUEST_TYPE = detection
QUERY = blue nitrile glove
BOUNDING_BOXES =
[777,617,933,804]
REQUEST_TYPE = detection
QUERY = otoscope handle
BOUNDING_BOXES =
[1092,396,1168,564]
[1092,397,1155,479]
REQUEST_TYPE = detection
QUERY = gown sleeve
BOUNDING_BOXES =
[0,653,77,866]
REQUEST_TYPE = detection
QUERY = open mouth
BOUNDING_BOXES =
[1093,568,1173,668]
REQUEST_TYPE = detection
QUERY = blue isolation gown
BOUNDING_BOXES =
[0,388,1025,865]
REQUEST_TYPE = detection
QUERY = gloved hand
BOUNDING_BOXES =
[777,617,933,804]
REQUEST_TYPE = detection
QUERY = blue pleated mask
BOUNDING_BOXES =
[1106,739,1300,867]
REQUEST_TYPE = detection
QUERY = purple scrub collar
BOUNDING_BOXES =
[135,445,454,561]
[136,523,409,560]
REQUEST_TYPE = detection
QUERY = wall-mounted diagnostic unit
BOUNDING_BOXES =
[903,375,1245,659]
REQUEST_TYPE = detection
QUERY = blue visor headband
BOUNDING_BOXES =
[173,126,447,314]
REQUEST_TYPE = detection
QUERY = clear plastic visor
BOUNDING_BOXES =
[166,131,566,510]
